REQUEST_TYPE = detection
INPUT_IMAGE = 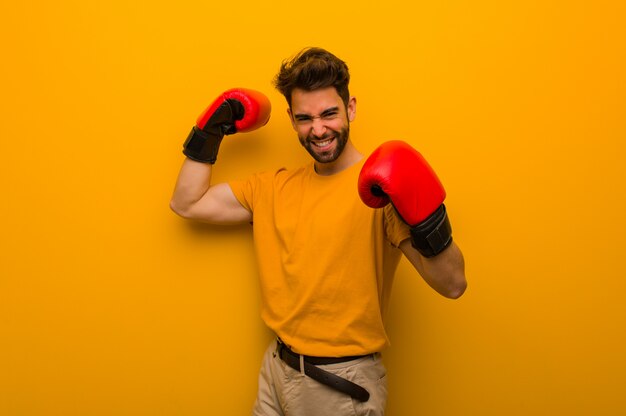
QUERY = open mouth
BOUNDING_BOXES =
[310,136,335,150]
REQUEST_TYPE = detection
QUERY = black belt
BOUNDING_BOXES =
[276,340,371,402]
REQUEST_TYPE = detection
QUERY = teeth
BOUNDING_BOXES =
[313,138,333,147]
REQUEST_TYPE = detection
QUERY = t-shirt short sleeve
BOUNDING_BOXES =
[383,205,412,247]
[228,176,257,213]
[228,169,284,213]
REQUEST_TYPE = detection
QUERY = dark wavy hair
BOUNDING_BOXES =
[273,47,350,109]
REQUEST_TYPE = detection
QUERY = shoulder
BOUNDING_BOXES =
[229,164,307,196]
[232,167,288,186]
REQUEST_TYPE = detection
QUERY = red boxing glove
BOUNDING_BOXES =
[183,88,271,163]
[358,140,452,257]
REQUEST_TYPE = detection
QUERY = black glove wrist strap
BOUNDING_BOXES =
[409,204,453,258]
[182,99,245,164]
[182,126,223,164]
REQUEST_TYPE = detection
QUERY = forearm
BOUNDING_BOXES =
[170,158,213,216]
[421,241,466,298]
[400,239,467,299]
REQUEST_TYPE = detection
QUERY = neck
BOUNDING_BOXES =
[314,140,363,176]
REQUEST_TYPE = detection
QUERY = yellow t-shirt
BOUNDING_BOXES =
[229,160,411,357]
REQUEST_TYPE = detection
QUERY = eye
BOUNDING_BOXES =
[321,111,339,120]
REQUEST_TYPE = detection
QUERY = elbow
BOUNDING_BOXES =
[443,275,467,299]
[170,199,192,219]
[445,280,467,299]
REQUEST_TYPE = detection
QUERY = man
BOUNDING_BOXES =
[170,47,466,415]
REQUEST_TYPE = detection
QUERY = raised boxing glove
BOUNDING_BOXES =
[183,88,271,163]
[358,140,452,257]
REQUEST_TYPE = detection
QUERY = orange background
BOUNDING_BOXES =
[1,1,625,414]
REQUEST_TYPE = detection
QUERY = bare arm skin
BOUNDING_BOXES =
[170,158,251,224]
[399,239,467,299]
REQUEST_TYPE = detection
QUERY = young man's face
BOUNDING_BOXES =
[288,87,356,164]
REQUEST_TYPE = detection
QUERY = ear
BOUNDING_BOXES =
[287,108,297,131]
[347,96,357,122]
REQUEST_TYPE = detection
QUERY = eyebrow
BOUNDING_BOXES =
[293,106,340,119]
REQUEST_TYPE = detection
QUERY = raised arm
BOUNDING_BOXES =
[170,88,271,224]
[358,140,467,299]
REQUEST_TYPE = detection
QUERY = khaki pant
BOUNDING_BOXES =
[252,340,388,416]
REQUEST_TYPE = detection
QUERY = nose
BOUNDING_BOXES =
[310,117,327,138]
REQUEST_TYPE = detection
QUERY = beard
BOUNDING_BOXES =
[298,125,350,164]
